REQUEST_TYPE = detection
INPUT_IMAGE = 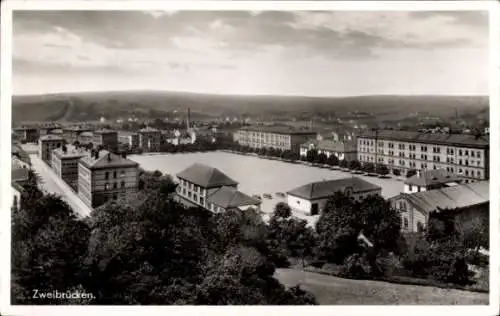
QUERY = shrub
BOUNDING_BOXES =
[392,169,401,176]
[406,169,417,178]
[341,253,371,279]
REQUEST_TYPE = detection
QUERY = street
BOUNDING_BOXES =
[29,154,93,218]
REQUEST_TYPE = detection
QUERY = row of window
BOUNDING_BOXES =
[104,181,126,190]
[359,140,483,158]
[104,170,126,180]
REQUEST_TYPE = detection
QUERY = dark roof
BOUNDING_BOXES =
[357,130,489,149]
[40,134,64,141]
[94,128,117,134]
[207,186,261,208]
[177,163,238,188]
[79,149,138,170]
[287,177,381,200]
[404,169,462,187]
[12,168,30,182]
[239,126,317,136]
[396,181,489,214]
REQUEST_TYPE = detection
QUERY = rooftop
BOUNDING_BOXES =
[207,186,261,209]
[53,146,88,159]
[404,169,463,187]
[79,131,94,137]
[239,125,317,135]
[40,134,64,141]
[94,128,117,134]
[177,163,238,188]
[357,130,489,149]
[139,127,160,133]
[400,181,489,214]
[287,177,381,200]
[64,126,93,132]
[79,149,138,170]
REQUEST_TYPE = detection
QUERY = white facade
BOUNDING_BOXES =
[403,184,427,194]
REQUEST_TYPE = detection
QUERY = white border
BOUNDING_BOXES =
[1,1,498,316]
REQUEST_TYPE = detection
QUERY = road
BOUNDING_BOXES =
[29,154,93,218]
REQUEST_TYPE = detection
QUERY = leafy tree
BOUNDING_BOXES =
[392,168,401,176]
[274,202,292,219]
[315,153,328,164]
[326,154,339,166]
[362,162,375,173]
[406,169,417,178]
[376,165,389,175]
[339,159,349,168]
[12,194,90,304]
[348,159,361,170]
[305,149,318,163]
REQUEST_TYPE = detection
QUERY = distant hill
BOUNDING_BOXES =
[11,90,488,123]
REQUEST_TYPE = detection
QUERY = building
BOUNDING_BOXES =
[287,177,382,215]
[63,126,94,144]
[39,123,62,136]
[78,131,94,145]
[52,146,87,191]
[390,181,489,233]
[38,134,65,166]
[357,130,489,181]
[233,126,317,154]
[139,127,162,152]
[176,163,260,212]
[403,169,463,194]
[93,128,118,152]
[300,138,357,161]
[118,131,140,149]
[12,143,31,169]
[13,126,39,143]
[78,149,139,208]
[11,168,30,210]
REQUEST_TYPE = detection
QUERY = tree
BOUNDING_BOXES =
[362,162,375,173]
[273,202,292,219]
[392,168,401,176]
[348,159,361,170]
[11,194,90,304]
[73,140,80,148]
[315,153,328,164]
[376,165,389,176]
[406,169,417,178]
[305,149,318,163]
[339,159,349,168]
[326,154,339,166]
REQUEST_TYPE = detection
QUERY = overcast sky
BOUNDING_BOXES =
[12,10,489,96]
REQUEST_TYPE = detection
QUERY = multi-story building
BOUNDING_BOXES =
[39,134,65,166]
[357,130,489,181]
[390,181,489,233]
[233,126,317,154]
[78,149,139,208]
[13,126,39,143]
[93,128,118,152]
[300,138,357,161]
[52,146,87,191]
[139,127,162,152]
[287,177,381,216]
[11,168,30,210]
[63,126,93,144]
[78,131,94,145]
[176,163,261,213]
[118,131,140,149]
[403,169,463,194]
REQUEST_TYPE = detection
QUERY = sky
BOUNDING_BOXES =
[12,10,489,96]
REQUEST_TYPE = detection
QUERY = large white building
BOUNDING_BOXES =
[357,130,489,181]
[403,169,462,194]
[286,177,381,216]
[176,163,261,213]
[300,138,357,161]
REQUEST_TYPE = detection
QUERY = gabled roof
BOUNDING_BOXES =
[287,177,381,200]
[177,163,238,188]
[79,149,138,170]
[12,168,30,183]
[207,186,261,208]
[404,169,463,187]
[395,181,489,214]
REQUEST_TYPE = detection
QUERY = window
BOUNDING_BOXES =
[200,197,205,206]
[105,172,109,180]
[465,150,469,156]
[417,222,424,233]
[459,149,463,156]
[404,218,409,229]
[408,185,413,192]
[113,182,117,189]
[113,171,117,178]
[105,183,110,190]
[471,151,475,157]
[182,188,186,195]
[477,151,481,158]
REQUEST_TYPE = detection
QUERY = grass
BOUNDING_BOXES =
[275,268,489,305]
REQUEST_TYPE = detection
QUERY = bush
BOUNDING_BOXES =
[406,169,417,178]
[376,165,389,175]
[341,253,371,279]
[392,169,401,176]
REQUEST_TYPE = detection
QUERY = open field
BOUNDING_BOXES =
[129,152,404,224]
[275,268,489,305]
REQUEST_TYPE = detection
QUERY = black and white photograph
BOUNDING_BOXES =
[0,0,498,314]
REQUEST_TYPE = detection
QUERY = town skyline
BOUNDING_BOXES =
[13,10,489,97]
